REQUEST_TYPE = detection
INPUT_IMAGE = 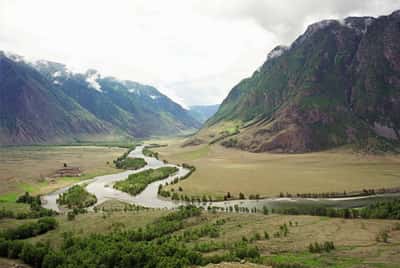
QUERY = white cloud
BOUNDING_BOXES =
[85,72,102,92]
[1,0,399,105]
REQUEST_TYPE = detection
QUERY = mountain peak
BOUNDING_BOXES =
[342,16,375,34]
[267,45,289,61]
[391,9,400,17]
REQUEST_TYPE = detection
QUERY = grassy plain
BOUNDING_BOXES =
[0,146,126,200]
[0,206,399,267]
[152,139,400,199]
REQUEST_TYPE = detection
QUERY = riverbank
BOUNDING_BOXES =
[41,145,400,214]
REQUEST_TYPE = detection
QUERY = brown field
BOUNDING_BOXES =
[152,139,400,199]
[0,146,126,199]
[192,212,400,267]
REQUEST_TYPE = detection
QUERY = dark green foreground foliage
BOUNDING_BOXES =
[275,199,400,219]
[114,167,178,196]
[57,185,97,209]
[0,206,260,268]
[0,217,58,240]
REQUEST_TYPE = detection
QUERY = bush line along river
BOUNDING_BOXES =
[42,146,400,212]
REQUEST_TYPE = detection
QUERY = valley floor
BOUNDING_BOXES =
[152,139,400,200]
[0,142,399,267]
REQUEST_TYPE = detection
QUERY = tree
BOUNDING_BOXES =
[262,206,269,215]
[264,231,270,240]
[67,212,75,221]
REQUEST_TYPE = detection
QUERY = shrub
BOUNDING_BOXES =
[376,230,389,243]
[264,231,270,240]
[309,241,335,253]
[262,206,269,215]
[20,242,49,268]
[67,211,76,221]
[230,241,260,259]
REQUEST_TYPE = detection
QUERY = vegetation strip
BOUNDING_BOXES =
[57,185,97,209]
[114,157,146,170]
[113,145,148,170]
[114,167,178,196]
[273,199,400,219]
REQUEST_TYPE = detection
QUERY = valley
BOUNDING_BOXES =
[153,139,400,200]
[1,4,400,268]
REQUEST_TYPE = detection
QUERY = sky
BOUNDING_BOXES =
[1,0,399,107]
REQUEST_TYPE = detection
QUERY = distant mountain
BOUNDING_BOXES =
[0,52,200,145]
[188,104,220,123]
[199,10,400,153]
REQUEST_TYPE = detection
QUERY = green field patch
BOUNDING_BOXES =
[0,202,31,213]
[0,193,19,203]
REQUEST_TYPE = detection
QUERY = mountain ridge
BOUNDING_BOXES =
[200,9,400,153]
[0,52,200,145]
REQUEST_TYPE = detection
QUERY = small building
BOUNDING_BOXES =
[52,166,82,178]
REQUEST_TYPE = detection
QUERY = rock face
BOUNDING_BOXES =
[0,53,200,145]
[205,10,400,153]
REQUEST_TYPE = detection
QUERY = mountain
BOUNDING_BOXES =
[0,52,112,144]
[188,104,220,123]
[199,10,400,153]
[0,53,200,145]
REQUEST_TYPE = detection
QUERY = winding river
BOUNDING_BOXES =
[42,146,400,212]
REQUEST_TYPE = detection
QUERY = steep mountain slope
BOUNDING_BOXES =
[203,10,400,153]
[188,104,220,123]
[0,54,200,145]
[0,52,111,144]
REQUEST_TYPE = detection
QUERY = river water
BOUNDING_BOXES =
[42,146,400,212]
